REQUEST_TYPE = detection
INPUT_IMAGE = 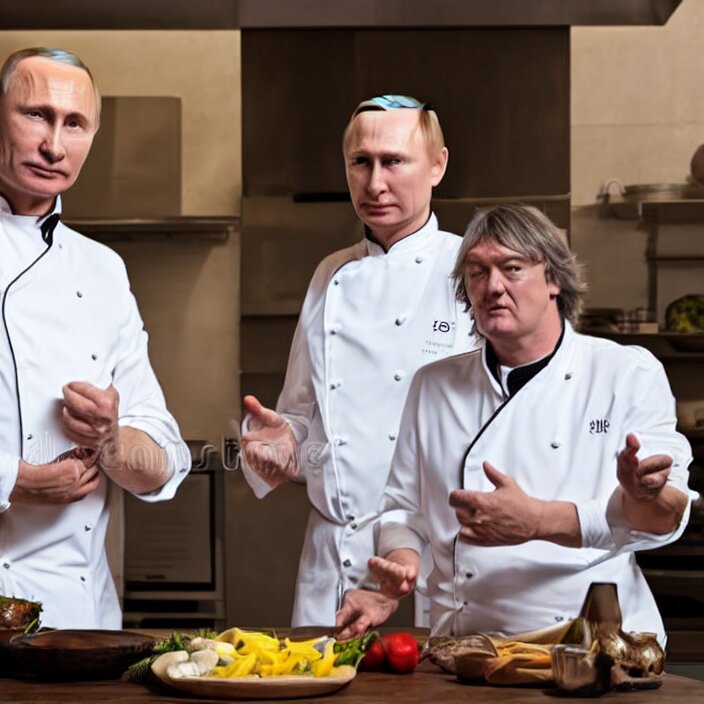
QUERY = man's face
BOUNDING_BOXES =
[344,109,447,248]
[463,238,561,344]
[0,56,97,215]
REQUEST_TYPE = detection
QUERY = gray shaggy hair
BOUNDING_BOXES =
[452,204,587,330]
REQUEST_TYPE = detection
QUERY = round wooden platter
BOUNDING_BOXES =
[151,652,357,700]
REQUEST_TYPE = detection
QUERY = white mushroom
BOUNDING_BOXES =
[188,636,236,664]
[151,650,189,681]
[167,648,220,679]
[188,637,218,652]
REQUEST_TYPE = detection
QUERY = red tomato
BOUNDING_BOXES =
[360,636,386,671]
[382,632,419,674]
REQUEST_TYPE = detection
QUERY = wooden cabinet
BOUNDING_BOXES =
[242,29,570,202]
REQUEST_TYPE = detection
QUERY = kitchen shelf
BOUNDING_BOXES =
[647,256,704,263]
[680,426,704,440]
[578,330,704,359]
[123,610,224,620]
[600,198,704,222]
[124,589,223,600]
[242,302,303,317]
[64,217,239,242]
[641,200,704,224]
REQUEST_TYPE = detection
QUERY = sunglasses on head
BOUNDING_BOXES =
[354,94,431,115]
[371,94,427,109]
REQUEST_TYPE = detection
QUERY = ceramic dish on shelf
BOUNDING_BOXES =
[664,333,704,353]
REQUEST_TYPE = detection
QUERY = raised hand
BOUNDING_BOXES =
[615,433,687,534]
[241,395,299,488]
[368,548,419,599]
[617,433,672,501]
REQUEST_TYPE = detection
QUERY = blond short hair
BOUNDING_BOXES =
[342,95,445,158]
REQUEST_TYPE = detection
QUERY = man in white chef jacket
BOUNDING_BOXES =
[336,204,696,643]
[0,48,190,628]
[240,95,475,626]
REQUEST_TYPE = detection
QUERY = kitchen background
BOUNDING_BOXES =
[0,0,702,674]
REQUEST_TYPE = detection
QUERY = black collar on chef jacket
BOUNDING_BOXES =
[363,213,432,252]
[486,322,565,397]
[39,213,61,247]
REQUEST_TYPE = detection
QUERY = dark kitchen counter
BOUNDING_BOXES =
[3,628,703,702]
[1,664,703,703]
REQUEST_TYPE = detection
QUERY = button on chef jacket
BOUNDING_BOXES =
[0,196,190,629]
[242,214,476,626]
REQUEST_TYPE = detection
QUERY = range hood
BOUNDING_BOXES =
[2,0,683,29]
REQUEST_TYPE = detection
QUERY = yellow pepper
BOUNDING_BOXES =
[211,652,258,678]
[209,629,340,679]
[312,640,336,677]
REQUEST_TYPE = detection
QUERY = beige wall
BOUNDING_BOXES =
[572,1,703,207]
[0,31,242,438]
[0,31,242,216]
[570,0,703,312]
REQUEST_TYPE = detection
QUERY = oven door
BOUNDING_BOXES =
[123,470,216,589]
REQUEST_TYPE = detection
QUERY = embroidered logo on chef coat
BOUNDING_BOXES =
[432,319,452,333]
[423,319,456,356]
[589,418,610,434]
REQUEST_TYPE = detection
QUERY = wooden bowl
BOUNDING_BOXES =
[8,629,156,681]
[0,628,26,676]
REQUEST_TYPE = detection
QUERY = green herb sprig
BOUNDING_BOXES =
[333,631,376,667]
[123,629,217,683]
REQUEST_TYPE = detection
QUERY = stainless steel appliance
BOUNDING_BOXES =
[122,442,226,629]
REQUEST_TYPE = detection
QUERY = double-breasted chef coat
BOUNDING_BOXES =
[242,214,476,626]
[0,197,190,629]
[378,322,696,644]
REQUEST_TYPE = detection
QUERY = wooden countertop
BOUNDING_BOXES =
[3,629,702,702]
[1,664,702,703]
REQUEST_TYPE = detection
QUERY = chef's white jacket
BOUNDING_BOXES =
[0,197,190,629]
[242,215,475,626]
[378,322,696,644]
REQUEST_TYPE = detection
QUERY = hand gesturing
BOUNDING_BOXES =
[368,548,419,599]
[450,462,544,546]
[617,433,672,502]
[241,395,299,488]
